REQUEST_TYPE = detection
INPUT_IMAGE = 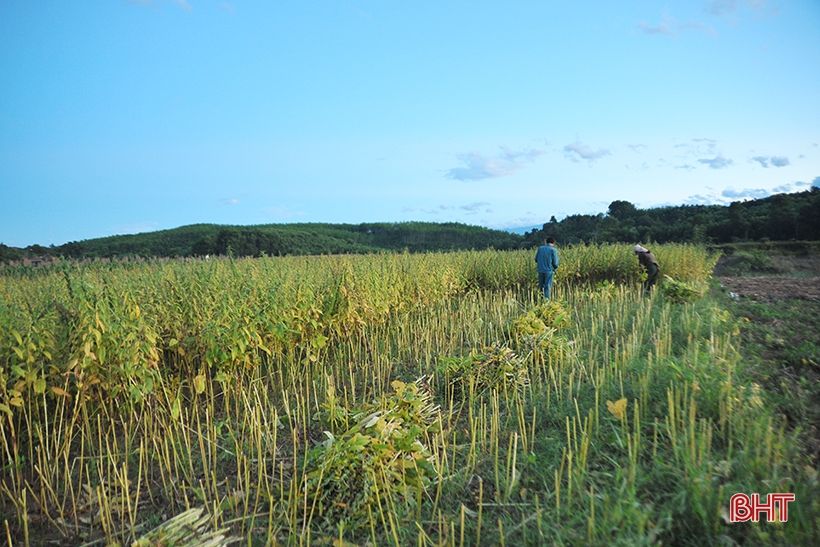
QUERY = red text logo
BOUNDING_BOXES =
[729,493,795,523]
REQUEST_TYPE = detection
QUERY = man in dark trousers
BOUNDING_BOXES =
[634,244,660,293]
[535,237,560,299]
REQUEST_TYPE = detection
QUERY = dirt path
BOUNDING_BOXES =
[718,276,820,301]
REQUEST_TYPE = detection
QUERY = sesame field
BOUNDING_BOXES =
[0,245,816,545]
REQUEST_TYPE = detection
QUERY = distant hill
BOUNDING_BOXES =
[523,188,820,247]
[0,222,521,261]
[503,225,542,235]
[2,188,819,262]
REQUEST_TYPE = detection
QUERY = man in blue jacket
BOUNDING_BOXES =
[535,237,560,299]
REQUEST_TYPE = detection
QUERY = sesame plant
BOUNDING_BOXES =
[0,245,814,546]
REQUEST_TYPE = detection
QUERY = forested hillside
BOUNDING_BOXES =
[11,222,521,260]
[524,188,820,245]
[2,189,819,262]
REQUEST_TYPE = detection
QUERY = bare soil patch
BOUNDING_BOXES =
[719,275,820,301]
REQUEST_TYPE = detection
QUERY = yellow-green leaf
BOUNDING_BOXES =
[51,386,69,397]
[34,378,46,395]
[606,398,627,421]
[193,374,206,395]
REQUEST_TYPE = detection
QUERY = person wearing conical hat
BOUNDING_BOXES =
[634,244,659,293]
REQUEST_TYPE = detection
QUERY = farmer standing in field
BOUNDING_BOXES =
[634,244,660,293]
[535,237,559,299]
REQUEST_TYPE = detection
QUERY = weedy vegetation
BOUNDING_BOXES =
[0,244,816,545]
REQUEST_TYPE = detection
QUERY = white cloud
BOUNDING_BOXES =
[221,197,240,206]
[720,180,807,200]
[684,194,723,205]
[751,155,790,168]
[460,201,492,213]
[722,187,770,199]
[698,155,733,169]
[563,141,611,162]
[446,146,543,181]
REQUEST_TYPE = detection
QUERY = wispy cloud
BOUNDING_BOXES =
[446,146,543,181]
[563,141,610,162]
[721,180,816,200]
[722,187,771,199]
[706,0,768,16]
[404,201,494,216]
[706,0,738,16]
[684,194,723,205]
[173,0,192,11]
[628,144,648,153]
[720,180,808,200]
[460,201,492,214]
[676,140,732,169]
[638,16,715,37]
[641,1,765,37]
[751,156,769,167]
[698,155,732,169]
[638,19,674,35]
[698,155,733,169]
[675,138,718,158]
[221,197,240,206]
[751,155,790,168]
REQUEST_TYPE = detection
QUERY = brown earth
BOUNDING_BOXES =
[716,253,820,300]
[719,276,820,301]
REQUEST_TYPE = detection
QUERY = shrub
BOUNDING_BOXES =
[531,300,571,329]
[304,379,440,528]
[437,344,528,394]
[661,275,706,303]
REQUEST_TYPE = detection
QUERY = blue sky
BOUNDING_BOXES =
[1,0,819,246]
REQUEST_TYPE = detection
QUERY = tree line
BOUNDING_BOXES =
[2,188,819,262]
[1,222,521,261]
[523,188,820,246]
